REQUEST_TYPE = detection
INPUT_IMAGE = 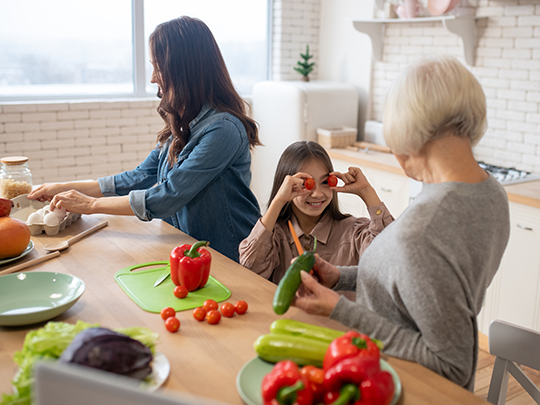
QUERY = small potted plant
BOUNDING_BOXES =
[294,45,315,82]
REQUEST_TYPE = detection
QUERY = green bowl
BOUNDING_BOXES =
[0,272,85,326]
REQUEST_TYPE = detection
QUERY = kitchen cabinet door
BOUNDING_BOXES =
[363,168,410,218]
[478,202,540,334]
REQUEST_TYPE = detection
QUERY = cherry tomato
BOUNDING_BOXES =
[173,285,188,299]
[304,178,315,190]
[327,175,338,188]
[206,309,221,325]
[221,302,235,318]
[161,307,176,320]
[193,307,207,322]
[235,300,248,315]
[203,299,218,312]
[165,317,180,333]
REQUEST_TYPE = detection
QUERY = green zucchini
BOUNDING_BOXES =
[270,319,385,350]
[254,333,328,367]
[273,238,317,315]
[270,319,345,343]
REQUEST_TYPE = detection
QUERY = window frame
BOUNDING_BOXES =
[0,0,271,102]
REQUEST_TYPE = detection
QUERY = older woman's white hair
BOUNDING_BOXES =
[383,54,487,155]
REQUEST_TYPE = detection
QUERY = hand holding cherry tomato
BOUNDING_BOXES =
[304,178,315,190]
[165,317,180,333]
[327,175,338,188]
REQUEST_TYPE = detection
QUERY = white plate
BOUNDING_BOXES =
[143,351,171,392]
[0,240,34,265]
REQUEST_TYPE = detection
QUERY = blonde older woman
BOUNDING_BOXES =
[292,55,510,391]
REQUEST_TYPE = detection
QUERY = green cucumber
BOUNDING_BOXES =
[273,238,317,315]
[254,333,328,367]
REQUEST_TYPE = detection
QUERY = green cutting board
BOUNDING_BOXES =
[114,261,231,313]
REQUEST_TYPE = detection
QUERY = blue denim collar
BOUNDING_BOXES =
[189,103,212,130]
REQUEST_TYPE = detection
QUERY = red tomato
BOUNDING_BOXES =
[327,175,338,188]
[304,178,315,190]
[165,317,180,333]
[235,300,248,315]
[206,309,221,325]
[173,285,188,299]
[221,302,235,318]
[203,299,218,312]
[193,307,207,322]
[161,307,176,320]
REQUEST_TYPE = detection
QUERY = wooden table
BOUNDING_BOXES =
[0,215,488,405]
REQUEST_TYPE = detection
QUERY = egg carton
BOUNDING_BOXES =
[10,194,81,236]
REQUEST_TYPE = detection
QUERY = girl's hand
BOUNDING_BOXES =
[273,172,313,205]
[50,190,97,215]
[292,271,341,317]
[331,167,371,197]
[28,183,68,202]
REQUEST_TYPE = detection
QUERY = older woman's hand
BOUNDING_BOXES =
[292,272,341,317]
[312,254,341,288]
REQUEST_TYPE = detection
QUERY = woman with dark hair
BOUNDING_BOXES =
[29,16,261,262]
[239,140,393,283]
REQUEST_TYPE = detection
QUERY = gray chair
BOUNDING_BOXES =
[487,319,540,404]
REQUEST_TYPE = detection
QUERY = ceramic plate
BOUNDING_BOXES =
[142,351,171,392]
[428,0,452,15]
[0,271,85,326]
[0,240,34,265]
[236,357,402,405]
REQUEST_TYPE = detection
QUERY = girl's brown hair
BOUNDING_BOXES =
[268,141,350,222]
[149,16,261,164]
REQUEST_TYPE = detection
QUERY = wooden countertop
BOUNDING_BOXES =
[327,148,540,209]
[0,215,488,404]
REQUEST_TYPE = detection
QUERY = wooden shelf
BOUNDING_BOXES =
[352,16,487,65]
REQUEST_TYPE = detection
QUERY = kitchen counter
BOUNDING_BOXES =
[327,147,540,209]
[0,214,488,404]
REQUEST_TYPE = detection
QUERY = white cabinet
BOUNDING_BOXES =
[331,158,410,219]
[478,202,540,334]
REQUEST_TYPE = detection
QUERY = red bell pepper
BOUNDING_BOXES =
[322,356,394,405]
[300,365,325,403]
[170,241,211,292]
[323,331,380,372]
[262,360,313,405]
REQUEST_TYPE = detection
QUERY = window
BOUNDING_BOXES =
[0,0,269,101]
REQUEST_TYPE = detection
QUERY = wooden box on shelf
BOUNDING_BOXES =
[317,127,357,149]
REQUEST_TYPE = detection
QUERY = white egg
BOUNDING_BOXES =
[27,212,43,225]
[43,212,60,227]
[51,207,67,219]
[36,207,48,217]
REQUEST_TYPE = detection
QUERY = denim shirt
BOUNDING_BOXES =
[98,104,261,262]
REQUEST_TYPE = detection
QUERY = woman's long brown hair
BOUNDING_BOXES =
[268,141,350,222]
[149,16,261,164]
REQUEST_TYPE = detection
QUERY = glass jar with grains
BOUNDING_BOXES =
[0,156,33,200]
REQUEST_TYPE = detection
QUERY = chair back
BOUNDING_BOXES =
[487,319,540,405]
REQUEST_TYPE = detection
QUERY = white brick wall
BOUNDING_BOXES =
[370,1,540,173]
[0,100,162,184]
[272,0,321,80]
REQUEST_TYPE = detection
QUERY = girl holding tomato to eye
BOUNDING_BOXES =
[239,141,394,284]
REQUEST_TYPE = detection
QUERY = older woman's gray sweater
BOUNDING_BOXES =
[330,174,509,391]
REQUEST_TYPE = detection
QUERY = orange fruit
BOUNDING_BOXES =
[0,217,31,259]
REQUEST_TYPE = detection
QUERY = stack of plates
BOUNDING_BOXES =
[428,0,461,16]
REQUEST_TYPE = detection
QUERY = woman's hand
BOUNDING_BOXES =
[28,183,69,202]
[331,167,381,207]
[50,190,97,215]
[312,254,340,289]
[292,271,341,317]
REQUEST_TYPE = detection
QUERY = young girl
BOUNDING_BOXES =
[239,141,394,283]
